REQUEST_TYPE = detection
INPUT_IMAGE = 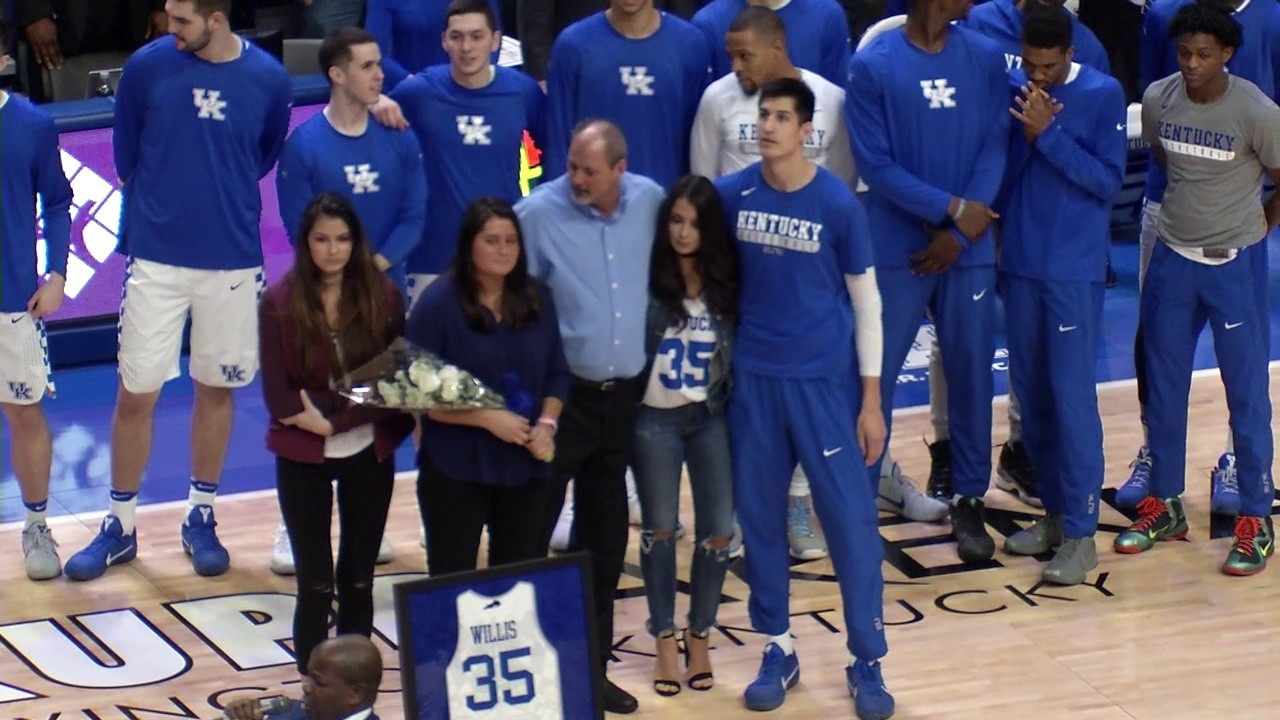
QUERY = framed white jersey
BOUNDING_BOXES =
[396,555,602,720]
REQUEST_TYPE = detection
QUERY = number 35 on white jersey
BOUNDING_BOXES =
[446,582,563,719]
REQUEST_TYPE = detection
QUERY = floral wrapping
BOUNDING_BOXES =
[338,338,507,411]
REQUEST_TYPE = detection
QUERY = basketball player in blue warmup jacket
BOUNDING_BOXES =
[690,0,851,85]
[0,30,73,581]
[1117,3,1279,576]
[367,0,503,87]
[997,5,1126,585]
[543,0,711,190]
[847,0,1009,563]
[716,78,894,720]
[1118,0,1276,516]
[390,0,544,307]
[964,0,1110,73]
[277,27,427,292]
[64,0,292,582]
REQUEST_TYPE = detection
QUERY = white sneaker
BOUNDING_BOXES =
[877,462,949,522]
[787,495,828,560]
[376,535,394,564]
[550,485,575,552]
[270,522,295,576]
[626,468,642,526]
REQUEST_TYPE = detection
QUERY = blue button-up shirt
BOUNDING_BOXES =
[515,173,665,382]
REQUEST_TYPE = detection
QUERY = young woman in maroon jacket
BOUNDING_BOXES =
[258,193,412,675]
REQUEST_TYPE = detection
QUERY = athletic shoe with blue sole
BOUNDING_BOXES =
[65,515,138,581]
[847,660,895,720]
[182,504,230,576]
[743,642,800,711]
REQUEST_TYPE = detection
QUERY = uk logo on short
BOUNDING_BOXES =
[456,115,493,145]
[343,164,381,194]
[192,89,227,121]
[619,67,655,96]
[920,79,956,109]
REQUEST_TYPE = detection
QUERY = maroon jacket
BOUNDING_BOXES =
[259,275,413,465]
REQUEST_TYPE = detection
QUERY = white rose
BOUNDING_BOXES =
[440,384,459,403]
[438,365,460,384]
[377,380,403,406]
[408,362,442,393]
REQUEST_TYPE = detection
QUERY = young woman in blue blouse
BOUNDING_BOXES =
[406,197,571,574]
[634,174,738,696]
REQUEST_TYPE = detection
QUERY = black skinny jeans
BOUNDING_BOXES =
[276,446,395,674]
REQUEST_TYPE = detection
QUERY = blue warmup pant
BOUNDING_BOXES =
[870,265,996,498]
[1142,240,1274,516]
[1003,275,1105,539]
[729,370,888,662]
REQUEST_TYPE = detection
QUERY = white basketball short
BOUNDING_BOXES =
[117,258,264,394]
[0,313,54,406]
[405,273,440,315]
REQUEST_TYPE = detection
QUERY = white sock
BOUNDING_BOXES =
[109,491,139,535]
[848,653,881,667]
[768,633,794,655]
[1141,421,1149,447]
[189,478,218,510]
[24,507,47,530]
[1225,431,1235,455]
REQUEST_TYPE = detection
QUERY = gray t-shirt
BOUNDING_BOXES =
[1142,74,1280,250]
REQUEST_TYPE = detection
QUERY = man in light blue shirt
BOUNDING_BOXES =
[515,119,664,715]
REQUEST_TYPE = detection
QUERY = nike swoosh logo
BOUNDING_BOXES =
[1116,123,1125,131]
[106,548,130,565]
[972,289,986,301]
[1059,324,1077,332]
[878,494,906,510]
[823,447,842,457]
[741,187,757,196]
[1225,321,1244,329]
[230,281,245,291]
[10,315,23,324]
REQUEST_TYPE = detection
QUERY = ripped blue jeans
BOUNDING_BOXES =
[633,401,735,637]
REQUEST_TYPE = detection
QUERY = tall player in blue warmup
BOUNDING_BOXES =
[366,0,502,87]
[997,5,1126,585]
[1118,0,1276,515]
[391,0,544,307]
[964,0,1109,73]
[277,27,427,290]
[65,0,292,582]
[543,0,710,190]
[690,0,851,85]
[0,27,73,582]
[717,78,894,720]
[1116,3,1279,576]
[847,0,1009,563]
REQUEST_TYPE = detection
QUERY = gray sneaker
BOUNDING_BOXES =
[787,495,828,560]
[1003,513,1063,556]
[877,462,949,522]
[1042,536,1098,586]
[22,522,62,581]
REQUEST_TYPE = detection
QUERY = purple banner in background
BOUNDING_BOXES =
[42,103,325,323]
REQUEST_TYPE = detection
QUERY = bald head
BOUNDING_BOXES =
[326,635,382,691]
[570,119,628,167]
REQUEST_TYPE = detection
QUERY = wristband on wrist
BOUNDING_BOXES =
[537,416,558,432]
[950,198,967,223]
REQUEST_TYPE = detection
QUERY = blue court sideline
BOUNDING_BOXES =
[4,229,1280,523]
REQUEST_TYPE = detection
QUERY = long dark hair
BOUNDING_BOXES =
[287,193,389,379]
[449,197,540,331]
[650,175,738,328]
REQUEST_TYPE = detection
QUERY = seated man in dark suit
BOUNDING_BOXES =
[222,635,384,720]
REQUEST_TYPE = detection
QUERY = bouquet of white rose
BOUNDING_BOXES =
[339,338,507,411]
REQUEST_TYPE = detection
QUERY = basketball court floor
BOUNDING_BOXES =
[2,235,1278,718]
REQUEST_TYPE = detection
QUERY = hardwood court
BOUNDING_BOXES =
[2,368,1278,719]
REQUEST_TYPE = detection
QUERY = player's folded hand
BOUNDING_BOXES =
[910,226,963,275]
[856,406,885,467]
[26,274,65,319]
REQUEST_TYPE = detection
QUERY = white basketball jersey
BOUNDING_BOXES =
[445,582,563,719]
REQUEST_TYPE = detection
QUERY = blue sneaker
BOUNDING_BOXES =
[1210,452,1241,516]
[847,660,895,720]
[1114,446,1152,509]
[181,504,230,576]
[743,643,799,711]
[65,515,137,581]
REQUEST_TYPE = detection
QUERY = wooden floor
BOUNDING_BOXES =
[2,369,1278,719]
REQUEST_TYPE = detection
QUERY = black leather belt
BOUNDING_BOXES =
[571,375,635,393]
